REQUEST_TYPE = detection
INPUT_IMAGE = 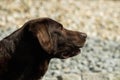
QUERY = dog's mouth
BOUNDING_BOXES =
[61,46,83,59]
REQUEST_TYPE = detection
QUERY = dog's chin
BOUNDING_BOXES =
[61,48,81,59]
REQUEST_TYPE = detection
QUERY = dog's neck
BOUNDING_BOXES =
[1,28,22,52]
[38,59,50,79]
[0,29,50,79]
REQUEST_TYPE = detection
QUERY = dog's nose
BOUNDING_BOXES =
[80,33,87,39]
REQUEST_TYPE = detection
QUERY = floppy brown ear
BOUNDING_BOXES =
[29,23,53,54]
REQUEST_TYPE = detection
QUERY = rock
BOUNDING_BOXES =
[61,74,81,80]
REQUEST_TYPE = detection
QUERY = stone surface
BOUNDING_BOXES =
[0,0,120,80]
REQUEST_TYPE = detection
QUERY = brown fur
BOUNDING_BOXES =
[0,18,87,80]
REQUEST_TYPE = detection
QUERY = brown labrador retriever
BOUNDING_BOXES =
[0,18,87,80]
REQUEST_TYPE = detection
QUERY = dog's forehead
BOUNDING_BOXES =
[36,18,56,23]
[45,18,60,25]
[29,18,62,29]
[43,18,62,28]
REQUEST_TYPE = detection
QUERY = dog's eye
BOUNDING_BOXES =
[59,26,63,30]
[54,31,61,36]
[58,24,63,30]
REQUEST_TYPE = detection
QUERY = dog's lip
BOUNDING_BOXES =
[72,48,81,56]
[75,45,83,49]
[62,48,81,59]
[61,45,84,59]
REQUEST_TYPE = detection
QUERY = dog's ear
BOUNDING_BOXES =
[29,23,54,54]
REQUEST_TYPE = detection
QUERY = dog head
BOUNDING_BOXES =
[28,18,87,59]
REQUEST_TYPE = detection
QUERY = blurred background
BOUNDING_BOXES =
[0,0,120,80]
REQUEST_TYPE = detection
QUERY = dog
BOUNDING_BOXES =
[0,18,87,80]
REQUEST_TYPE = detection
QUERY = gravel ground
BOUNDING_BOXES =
[0,0,120,80]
